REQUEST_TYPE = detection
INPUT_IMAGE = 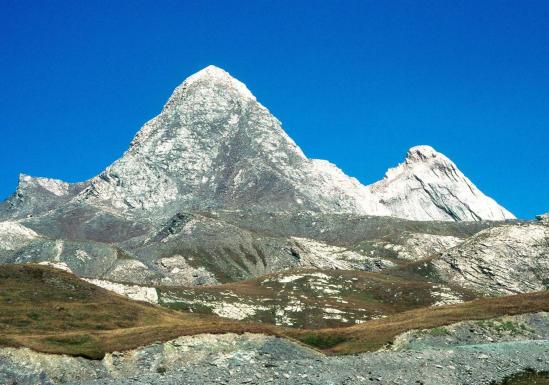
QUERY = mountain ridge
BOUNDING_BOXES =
[3,65,514,222]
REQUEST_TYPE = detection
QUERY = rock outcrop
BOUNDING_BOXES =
[432,222,549,295]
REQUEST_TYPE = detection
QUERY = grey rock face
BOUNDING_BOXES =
[0,174,89,220]
[368,145,515,221]
[432,221,549,295]
[77,65,381,217]
[370,231,464,261]
[537,213,549,224]
[0,210,510,286]
[393,312,549,351]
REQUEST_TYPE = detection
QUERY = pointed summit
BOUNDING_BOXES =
[78,65,316,213]
[369,145,515,221]
[184,65,251,90]
[163,65,256,111]
[183,65,255,99]
[188,64,228,77]
[405,145,449,163]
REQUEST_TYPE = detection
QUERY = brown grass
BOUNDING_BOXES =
[0,264,280,359]
[287,290,549,354]
[157,268,479,328]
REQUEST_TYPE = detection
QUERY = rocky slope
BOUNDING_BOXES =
[431,220,549,295]
[0,65,521,286]
[156,269,474,328]
[2,329,549,385]
[0,210,502,286]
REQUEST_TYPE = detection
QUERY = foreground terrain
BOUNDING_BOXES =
[156,268,478,328]
[1,264,549,384]
[2,324,549,384]
[4,264,549,356]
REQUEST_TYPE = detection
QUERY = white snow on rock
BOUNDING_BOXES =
[0,221,39,250]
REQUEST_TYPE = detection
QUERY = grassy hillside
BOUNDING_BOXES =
[496,371,549,385]
[288,290,549,354]
[159,268,478,328]
[0,264,279,359]
[1,264,548,359]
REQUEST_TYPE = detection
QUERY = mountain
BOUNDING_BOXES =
[0,65,524,287]
[1,66,548,385]
[2,65,513,223]
[368,145,515,221]
[75,65,382,218]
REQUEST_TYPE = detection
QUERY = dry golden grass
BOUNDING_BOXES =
[158,268,478,329]
[288,290,549,354]
[0,264,280,359]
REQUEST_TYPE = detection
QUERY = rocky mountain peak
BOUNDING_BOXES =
[162,65,256,112]
[383,145,459,183]
[77,65,315,213]
[405,145,450,164]
[0,174,88,220]
[183,65,255,99]
[17,174,71,197]
[369,145,515,221]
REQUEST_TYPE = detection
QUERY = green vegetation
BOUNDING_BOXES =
[0,264,280,359]
[288,290,549,354]
[299,332,347,349]
[493,370,549,385]
[476,319,532,336]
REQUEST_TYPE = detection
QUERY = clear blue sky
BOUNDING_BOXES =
[1,1,547,219]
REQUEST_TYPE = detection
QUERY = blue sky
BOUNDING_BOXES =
[1,0,547,219]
